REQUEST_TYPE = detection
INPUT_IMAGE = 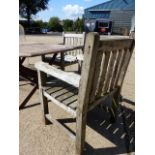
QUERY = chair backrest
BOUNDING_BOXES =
[19,24,26,43]
[78,32,134,110]
[63,32,85,56]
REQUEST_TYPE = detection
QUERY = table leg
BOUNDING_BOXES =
[49,53,58,65]
[19,84,38,110]
[78,60,83,74]
[19,60,38,109]
[19,57,26,65]
[60,52,65,70]
[41,55,46,61]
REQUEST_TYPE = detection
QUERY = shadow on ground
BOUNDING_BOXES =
[52,98,135,155]
[84,98,135,155]
[20,77,135,155]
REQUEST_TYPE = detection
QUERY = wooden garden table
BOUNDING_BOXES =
[19,42,83,109]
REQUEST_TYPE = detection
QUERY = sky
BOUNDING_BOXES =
[34,0,109,21]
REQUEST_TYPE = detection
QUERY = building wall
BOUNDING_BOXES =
[84,0,135,34]
[109,10,134,33]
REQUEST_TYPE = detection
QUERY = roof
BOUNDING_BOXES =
[85,0,135,11]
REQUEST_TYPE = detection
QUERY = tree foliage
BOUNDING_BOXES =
[73,17,84,32]
[48,17,63,32]
[62,18,84,33]
[19,0,49,26]
[19,20,48,29]
[63,19,74,32]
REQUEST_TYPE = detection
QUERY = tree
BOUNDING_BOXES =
[63,19,74,32]
[74,17,84,32]
[34,20,48,28]
[48,17,63,32]
[19,0,49,27]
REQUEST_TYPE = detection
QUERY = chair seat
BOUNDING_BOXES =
[44,77,78,114]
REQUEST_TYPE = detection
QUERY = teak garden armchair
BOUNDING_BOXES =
[44,32,85,71]
[35,32,134,155]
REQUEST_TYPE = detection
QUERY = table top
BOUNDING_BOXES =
[19,42,83,57]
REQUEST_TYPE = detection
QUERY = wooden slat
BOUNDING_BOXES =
[37,70,49,125]
[76,33,100,155]
[58,89,78,103]
[35,62,80,88]
[96,51,111,97]
[111,49,126,89]
[116,48,132,87]
[61,94,78,107]
[45,114,76,140]
[50,86,74,98]
[88,88,118,111]
[110,49,124,90]
[99,38,133,51]
[43,91,76,117]
[89,49,104,103]
[114,49,129,88]
[103,50,117,93]
[45,79,68,93]
[44,78,78,110]
[63,33,85,57]
[107,50,120,91]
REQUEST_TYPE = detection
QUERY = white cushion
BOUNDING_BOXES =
[76,54,84,61]
[56,55,77,62]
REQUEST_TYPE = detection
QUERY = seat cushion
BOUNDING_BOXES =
[76,54,84,61]
[57,55,78,62]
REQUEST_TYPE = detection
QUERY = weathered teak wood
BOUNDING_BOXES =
[37,70,50,124]
[44,32,85,70]
[19,43,83,57]
[19,85,38,110]
[45,114,76,140]
[19,40,83,108]
[35,32,134,155]
[35,62,80,88]
[63,32,85,56]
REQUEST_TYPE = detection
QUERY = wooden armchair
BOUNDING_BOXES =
[44,32,85,71]
[35,32,134,155]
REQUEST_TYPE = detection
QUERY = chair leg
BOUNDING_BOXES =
[109,91,120,123]
[109,101,117,123]
[40,91,51,125]
[38,70,51,125]
[78,60,83,74]
[60,53,65,70]
[76,113,87,155]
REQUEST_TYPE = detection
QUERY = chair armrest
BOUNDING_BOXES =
[35,62,80,88]
[58,43,64,45]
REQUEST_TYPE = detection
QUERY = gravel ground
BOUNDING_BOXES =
[19,35,135,155]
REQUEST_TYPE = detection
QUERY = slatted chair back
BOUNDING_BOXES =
[78,33,134,111]
[63,32,85,56]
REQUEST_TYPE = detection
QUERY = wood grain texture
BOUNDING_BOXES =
[19,43,83,57]
[35,61,80,88]
[76,32,100,155]
[36,32,134,155]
